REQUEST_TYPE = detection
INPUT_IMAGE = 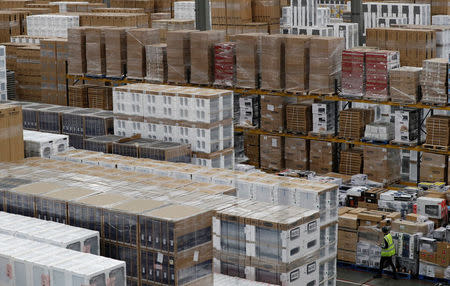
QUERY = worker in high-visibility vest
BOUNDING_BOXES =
[374,226,398,279]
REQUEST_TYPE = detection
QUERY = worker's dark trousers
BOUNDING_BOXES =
[378,256,397,276]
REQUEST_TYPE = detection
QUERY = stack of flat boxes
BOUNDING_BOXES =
[214,42,236,87]
[0,46,6,101]
[113,84,234,168]
[145,43,167,83]
[338,109,374,140]
[389,67,422,104]
[399,149,419,182]
[310,141,337,175]
[40,39,68,105]
[284,138,309,171]
[339,149,363,176]
[420,152,448,183]
[341,48,368,98]
[244,133,260,168]
[394,109,420,144]
[425,115,450,147]
[286,104,312,135]
[210,0,252,35]
[166,30,194,84]
[126,28,160,79]
[252,0,281,34]
[363,146,400,184]
[260,135,284,171]
[15,45,41,102]
[260,95,296,133]
[104,27,127,78]
[236,33,265,90]
[421,58,448,105]
[312,102,336,135]
[239,95,259,127]
[0,104,24,162]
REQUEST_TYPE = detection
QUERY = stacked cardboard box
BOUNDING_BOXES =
[85,27,107,76]
[361,188,387,210]
[286,104,312,134]
[310,140,337,174]
[50,2,106,12]
[366,28,436,67]
[338,108,374,140]
[78,13,148,27]
[337,208,361,264]
[365,50,400,101]
[214,42,236,87]
[431,0,450,15]
[0,104,24,162]
[390,67,422,104]
[68,27,88,75]
[68,85,92,108]
[145,43,167,83]
[261,35,285,91]
[88,86,112,110]
[252,0,281,31]
[16,45,41,102]
[394,109,420,144]
[309,37,345,93]
[167,30,194,84]
[285,137,309,170]
[419,239,450,279]
[312,102,336,134]
[244,132,260,167]
[364,122,394,141]
[104,27,128,78]
[425,115,450,147]
[126,28,160,79]
[363,146,400,184]
[260,135,284,171]
[23,130,69,158]
[420,58,448,105]
[190,30,226,85]
[151,19,195,42]
[420,153,448,182]
[339,149,363,176]
[0,11,25,43]
[284,35,310,92]
[260,95,296,133]
[236,33,265,89]
[210,0,252,25]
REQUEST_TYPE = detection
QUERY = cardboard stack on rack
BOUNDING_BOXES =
[104,27,128,78]
[260,135,284,171]
[0,104,24,162]
[260,95,296,133]
[244,132,260,167]
[421,58,448,105]
[190,30,226,85]
[366,28,436,67]
[87,86,113,110]
[68,84,92,108]
[167,29,194,84]
[309,37,344,93]
[0,11,26,42]
[286,104,312,134]
[425,115,450,148]
[341,48,370,98]
[145,43,167,83]
[339,148,363,176]
[363,146,400,185]
[420,152,448,182]
[389,67,422,104]
[284,35,310,93]
[126,28,160,79]
[16,45,41,102]
[260,34,285,91]
[338,108,374,140]
[285,137,310,170]
[310,140,337,174]
[236,33,265,89]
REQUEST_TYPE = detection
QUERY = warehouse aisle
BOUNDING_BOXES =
[337,268,436,286]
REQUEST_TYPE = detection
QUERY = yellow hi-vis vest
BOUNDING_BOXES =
[381,233,395,257]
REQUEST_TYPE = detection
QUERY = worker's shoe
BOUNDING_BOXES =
[373,274,382,279]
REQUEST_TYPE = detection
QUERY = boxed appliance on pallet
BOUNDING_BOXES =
[364,122,394,141]
[23,130,69,158]
[363,146,400,184]
[145,43,168,83]
[394,109,420,144]
[239,94,259,127]
[365,50,400,101]
[312,102,336,134]
[214,42,236,87]
[26,14,79,38]
[421,58,448,105]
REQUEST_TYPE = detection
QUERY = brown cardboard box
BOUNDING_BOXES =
[260,95,296,133]
[389,66,422,104]
[391,219,432,235]
[260,135,284,171]
[261,34,285,91]
[309,37,345,92]
[0,104,24,162]
[338,230,358,251]
[284,137,309,170]
[190,30,226,85]
[337,249,356,263]
[286,104,311,134]
[363,146,400,184]
[236,33,266,89]
[104,27,128,78]
[127,28,160,78]
[167,30,195,84]
[86,27,108,76]
[68,27,89,75]
[338,207,353,216]
[420,251,436,264]
[338,213,358,229]
[339,148,364,176]
[309,140,337,174]
[420,152,448,183]
[284,35,310,92]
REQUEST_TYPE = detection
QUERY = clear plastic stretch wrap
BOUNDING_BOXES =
[425,115,450,146]
[145,43,167,83]
[389,66,422,104]
[104,27,128,78]
[236,33,266,89]
[214,42,236,87]
[85,27,107,76]
[167,30,195,84]
[190,30,226,85]
[284,137,309,170]
[284,35,310,92]
[309,37,344,93]
[364,50,400,101]
[260,134,284,171]
[420,58,448,105]
[260,34,285,91]
[363,146,400,184]
[68,27,88,75]
[126,28,160,79]
[309,140,337,175]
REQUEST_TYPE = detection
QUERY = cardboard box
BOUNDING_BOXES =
[104,27,128,78]
[338,230,358,251]
[167,30,195,84]
[260,34,285,91]
[236,33,266,89]
[338,213,358,229]
[284,137,309,170]
[338,249,356,263]
[126,28,160,78]
[260,135,284,171]
[0,104,24,162]
[284,35,310,92]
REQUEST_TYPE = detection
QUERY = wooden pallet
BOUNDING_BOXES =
[308,131,335,139]
[390,140,419,147]
[422,144,450,151]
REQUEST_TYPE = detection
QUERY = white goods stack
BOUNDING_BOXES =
[239,94,259,127]
[26,14,80,38]
[432,15,450,25]
[0,233,126,286]
[0,211,100,254]
[362,3,430,35]
[0,45,5,101]
[23,130,69,158]
[312,102,336,134]
[174,1,196,21]
[113,83,234,168]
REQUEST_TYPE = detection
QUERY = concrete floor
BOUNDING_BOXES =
[337,267,440,286]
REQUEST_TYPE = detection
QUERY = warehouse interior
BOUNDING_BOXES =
[0,0,449,285]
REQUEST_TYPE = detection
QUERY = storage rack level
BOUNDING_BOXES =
[67,74,450,184]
